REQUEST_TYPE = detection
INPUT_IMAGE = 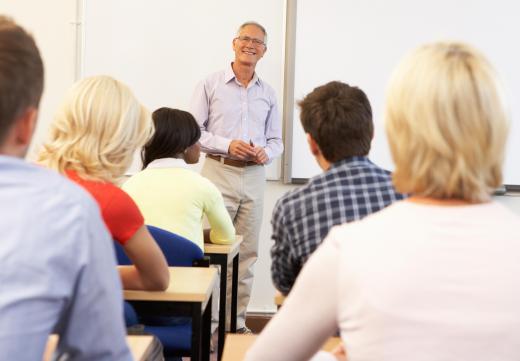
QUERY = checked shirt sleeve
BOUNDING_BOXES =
[270,199,298,295]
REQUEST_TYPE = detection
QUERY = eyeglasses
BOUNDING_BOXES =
[235,36,265,47]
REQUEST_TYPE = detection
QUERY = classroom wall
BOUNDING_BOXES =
[0,0,78,155]
[3,1,520,315]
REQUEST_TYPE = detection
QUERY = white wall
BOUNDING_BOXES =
[250,181,298,312]
[0,0,78,156]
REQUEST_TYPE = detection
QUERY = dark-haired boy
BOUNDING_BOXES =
[271,81,404,295]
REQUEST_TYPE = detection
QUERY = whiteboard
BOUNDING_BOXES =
[290,0,520,185]
[82,0,285,179]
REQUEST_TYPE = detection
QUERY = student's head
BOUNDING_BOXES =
[298,81,373,168]
[141,107,201,168]
[38,75,152,183]
[0,16,44,157]
[385,42,509,202]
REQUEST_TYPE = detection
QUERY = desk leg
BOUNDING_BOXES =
[230,254,239,332]
[215,255,227,361]
[191,303,202,361]
[202,295,212,361]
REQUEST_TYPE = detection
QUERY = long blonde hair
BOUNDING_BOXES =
[385,42,509,202]
[38,75,152,183]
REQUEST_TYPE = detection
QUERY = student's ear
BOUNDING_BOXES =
[306,132,331,171]
[306,133,320,156]
[15,107,38,147]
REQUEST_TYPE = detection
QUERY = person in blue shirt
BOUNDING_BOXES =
[190,21,283,333]
[0,16,131,361]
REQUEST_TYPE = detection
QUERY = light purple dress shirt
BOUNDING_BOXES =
[190,64,283,162]
[0,156,131,361]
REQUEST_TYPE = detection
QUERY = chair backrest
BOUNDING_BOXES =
[114,225,204,267]
[123,301,139,327]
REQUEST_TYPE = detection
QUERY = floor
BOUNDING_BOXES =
[182,314,272,360]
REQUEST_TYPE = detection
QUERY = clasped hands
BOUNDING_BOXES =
[228,140,268,164]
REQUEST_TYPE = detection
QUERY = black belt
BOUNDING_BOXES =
[206,154,257,168]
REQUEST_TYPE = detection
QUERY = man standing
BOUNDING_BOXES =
[190,21,283,333]
[0,16,131,360]
[271,81,404,295]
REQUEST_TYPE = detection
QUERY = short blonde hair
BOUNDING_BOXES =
[385,42,509,202]
[38,75,152,183]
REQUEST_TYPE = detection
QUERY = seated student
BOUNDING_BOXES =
[0,16,131,360]
[37,76,169,291]
[247,42,520,361]
[123,107,235,251]
[271,81,404,295]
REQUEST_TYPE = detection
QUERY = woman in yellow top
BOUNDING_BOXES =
[123,107,235,250]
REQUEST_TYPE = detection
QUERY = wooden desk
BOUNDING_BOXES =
[44,335,155,361]
[204,235,243,361]
[125,267,218,361]
[222,334,341,361]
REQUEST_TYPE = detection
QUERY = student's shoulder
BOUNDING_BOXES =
[356,159,394,180]
[332,200,407,241]
[273,176,325,213]
[104,182,139,211]
[11,161,102,225]
[26,162,96,204]
[76,175,129,205]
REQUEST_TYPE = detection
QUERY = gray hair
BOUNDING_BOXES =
[237,21,268,45]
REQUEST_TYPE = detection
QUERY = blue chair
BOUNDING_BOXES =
[115,225,207,360]
[123,301,139,327]
[115,225,204,267]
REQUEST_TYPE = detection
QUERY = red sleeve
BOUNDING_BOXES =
[103,187,144,245]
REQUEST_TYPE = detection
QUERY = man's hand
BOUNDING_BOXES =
[253,146,268,164]
[229,140,256,160]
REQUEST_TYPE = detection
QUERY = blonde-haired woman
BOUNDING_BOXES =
[247,43,520,361]
[38,75,169,291]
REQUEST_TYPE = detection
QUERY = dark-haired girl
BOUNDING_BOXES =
[123,107,235,250]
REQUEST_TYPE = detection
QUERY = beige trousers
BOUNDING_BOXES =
[202,157,265,329]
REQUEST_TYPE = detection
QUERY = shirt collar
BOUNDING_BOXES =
[329,156,373,170]
[225,63,261,87]
[146,157,190,170]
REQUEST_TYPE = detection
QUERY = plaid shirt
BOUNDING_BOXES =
[270,156,405,294]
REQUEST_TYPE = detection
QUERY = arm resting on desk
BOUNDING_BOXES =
[119,225,170,291]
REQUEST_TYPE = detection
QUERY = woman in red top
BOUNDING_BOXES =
[37,75,169,291]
